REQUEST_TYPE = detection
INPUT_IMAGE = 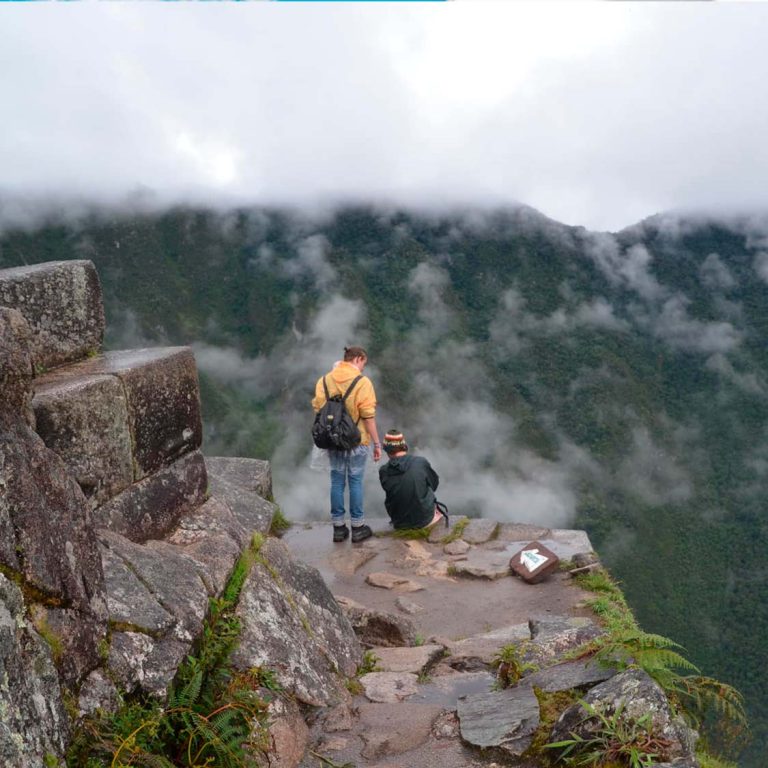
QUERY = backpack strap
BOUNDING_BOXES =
[322,376,331,400]
[341,375,363,404]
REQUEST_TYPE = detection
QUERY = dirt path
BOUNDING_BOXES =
[283,517,597,768]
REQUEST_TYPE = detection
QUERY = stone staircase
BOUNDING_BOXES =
[2,260,360,768]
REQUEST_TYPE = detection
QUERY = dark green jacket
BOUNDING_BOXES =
[378,454,439,530]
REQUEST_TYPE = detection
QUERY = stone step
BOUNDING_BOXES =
[33,348,204,510]
[0,260,105,370]
[205,455,272,501]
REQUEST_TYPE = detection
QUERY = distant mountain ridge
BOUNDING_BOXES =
[1,202,767,762]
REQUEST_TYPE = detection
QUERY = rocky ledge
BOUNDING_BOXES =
[281,519,701,768]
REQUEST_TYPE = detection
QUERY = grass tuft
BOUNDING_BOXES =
[269,506,292,537]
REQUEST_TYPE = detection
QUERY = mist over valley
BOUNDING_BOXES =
[2,200,767,761]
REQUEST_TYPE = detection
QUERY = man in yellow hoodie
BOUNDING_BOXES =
[312,345,382,543]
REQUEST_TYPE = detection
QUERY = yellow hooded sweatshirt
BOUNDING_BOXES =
[312,361,377,446]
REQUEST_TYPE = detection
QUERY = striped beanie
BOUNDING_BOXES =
[383,429,408,454]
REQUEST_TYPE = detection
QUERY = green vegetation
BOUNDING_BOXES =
[572,568,748,764]
[32,614,64,664]
[67,536,275,767]
[356,650,380,676]
[390,527,432,540]
[308,750,356,768]
[544,701,670,767]
[491,643,536,688]
[441,518,468,544]
[527,688,581,759]
[268,506,292,537]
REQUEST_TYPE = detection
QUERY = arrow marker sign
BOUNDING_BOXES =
[520,548,549,573]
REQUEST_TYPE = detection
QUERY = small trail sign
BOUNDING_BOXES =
[509,540,560,584]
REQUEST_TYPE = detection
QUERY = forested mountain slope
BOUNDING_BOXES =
[1,202,766,763]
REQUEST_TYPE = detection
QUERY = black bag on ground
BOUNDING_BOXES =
[312,375,363,451]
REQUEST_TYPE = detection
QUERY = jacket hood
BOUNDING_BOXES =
[330,361,365,386]
[384,454,412,474]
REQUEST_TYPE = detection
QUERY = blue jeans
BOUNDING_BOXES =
[329,445,369,525]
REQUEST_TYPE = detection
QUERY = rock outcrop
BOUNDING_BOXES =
[0,260,362,767]
[550,668,699,764]
[0,574,69,767]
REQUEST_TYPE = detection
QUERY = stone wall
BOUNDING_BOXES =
[0,260,362,767]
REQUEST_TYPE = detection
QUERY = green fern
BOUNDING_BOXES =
[68,539,275,768]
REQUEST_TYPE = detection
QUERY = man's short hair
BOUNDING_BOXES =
[343,345,368,362]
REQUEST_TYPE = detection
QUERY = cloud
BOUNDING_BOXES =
[616,427,692,506]
[699,253,736,291]
[581,229,744,356]
[753,252,768,285]
[705,353,766,397]
[584,234,666,301]
[490,285,628,358]
[2,6,768,230]
[193,343,268,391]
[649,295,742,355]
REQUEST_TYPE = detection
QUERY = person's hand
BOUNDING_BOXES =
[373,443,382,462]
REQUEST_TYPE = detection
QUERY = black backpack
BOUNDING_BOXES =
[311,375,363,451]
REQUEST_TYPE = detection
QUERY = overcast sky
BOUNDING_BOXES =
[1,3,767,232]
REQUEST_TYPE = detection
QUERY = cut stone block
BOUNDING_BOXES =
[359,671,419,702]
[0,417,106,616]
[358,703,443,760]
[524,658,615,693]
[336,597,417,648]
[93,450,207,543]
[53,347,203,479]
[100,541,176,636]
[205,455,272,500]
[428,515,468,543]
[441,623,531,667]
[108,630,190,698]
[205,471,275,544]
[366,572,424,591]
[457,684,540,755]
[371,644,445,674]
[33,372,133,507]
[451,548,513,580]
[98,530,208,642]
[462,518,499,544]
[0,260,105,369]
[232,539,361,707]
[0,307,34,416]
[545,529,595,559]
[496,523,551,542]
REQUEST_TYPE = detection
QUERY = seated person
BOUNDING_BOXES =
[378,429,444,530]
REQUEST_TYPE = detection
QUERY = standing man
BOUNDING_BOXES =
[312,345,382,543]
[378,429,444,530]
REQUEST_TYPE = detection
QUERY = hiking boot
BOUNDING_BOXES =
[333,524,349,543]
[351,524,373,543]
